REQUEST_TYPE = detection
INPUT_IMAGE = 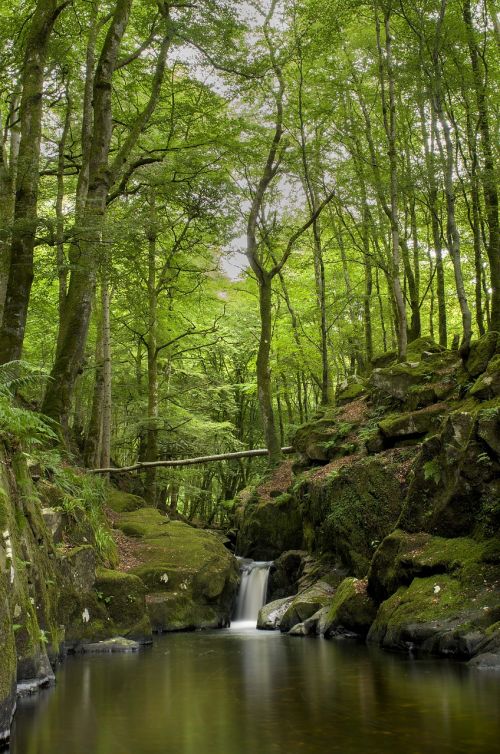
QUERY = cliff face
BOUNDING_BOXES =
[236,335,500,667]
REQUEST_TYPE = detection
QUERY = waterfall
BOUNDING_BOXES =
[231,560,272,629]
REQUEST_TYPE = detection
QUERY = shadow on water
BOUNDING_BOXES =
[9,630,500,754]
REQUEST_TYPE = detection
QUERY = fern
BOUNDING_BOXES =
[0,362,57,447]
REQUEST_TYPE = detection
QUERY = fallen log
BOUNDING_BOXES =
[89,446,295,474]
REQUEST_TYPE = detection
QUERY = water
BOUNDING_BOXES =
[232,559,271,629]
[9,631,500,754]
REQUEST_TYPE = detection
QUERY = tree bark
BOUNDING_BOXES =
[0,0,67,363]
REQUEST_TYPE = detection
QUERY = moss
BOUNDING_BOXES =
[107,487,147,514]
[280,582,335,633]
[368,530,488,603]
[465,332,499,378]
[336,381,366,404]
[299,456,407,576]
[116,508,170,538]
[95,568,151,641]
[146,592,224,632]
[324,577,377,637]
[0,572,16,741]
[469,354,500,400]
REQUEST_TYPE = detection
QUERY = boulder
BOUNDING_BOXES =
[257,597,293,630]
[470,355,500,400]
[378,404,447,444]
[80,637,140,653]
[107,488,148,514]
[280,581,336,633]
[465,332,499,378]
[367,535,500,658]
[267,550,307,601]
[323,577,377,639]
[297,453,411,576]
[114,510,239,631]
[234,494,303,561]
[94,568,152,643]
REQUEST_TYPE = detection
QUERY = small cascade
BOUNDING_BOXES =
[231,560,272,629]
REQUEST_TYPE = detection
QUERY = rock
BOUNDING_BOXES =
[367,542,500,658]
[59,545,97,592]
[477,406,500,458]
[370,350,459,408]
[80,637,140,653]
[107,488,148,513]
[323,577,377,639]
[257,597,293,630]
[41,507,64,543]
[0,573,16,748]
[234,494,303,561]
[297,453,410,576]
[267,550,307,601]
[470,355,500,400]
[466,332,499,378]
[280,581,336,633]
[468,652,500,669]
[114,510,239,631]
[94,568,152,643]
[336,378,367,405]
[378,404,447,444]
[398,408,500,537]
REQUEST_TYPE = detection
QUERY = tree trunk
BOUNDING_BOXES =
[42,0,133,429]
[0,0,66,363]
[100,280,112,470]
[256,275,281,464]
[463,0,500,331]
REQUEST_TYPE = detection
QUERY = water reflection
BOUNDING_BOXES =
[10,631,500,754]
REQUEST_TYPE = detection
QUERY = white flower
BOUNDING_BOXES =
[160,573,169,584]
[82,608,90,623]
[433,585,441,594]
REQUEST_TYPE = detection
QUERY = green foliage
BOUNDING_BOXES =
[423,459,442,484]
[0,362,56,447]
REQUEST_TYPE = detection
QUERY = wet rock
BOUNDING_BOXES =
[280,581,336,633]
[234,494,303,561]
[80,637,140,653]
[94,568,152,643]
[267,550,307,601]
[257,597,293,630]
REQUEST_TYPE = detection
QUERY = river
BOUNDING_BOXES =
[9,627,500,754]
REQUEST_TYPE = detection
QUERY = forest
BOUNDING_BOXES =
[0,1,499,752]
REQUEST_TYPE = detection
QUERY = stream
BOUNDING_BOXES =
[8,560,500,754]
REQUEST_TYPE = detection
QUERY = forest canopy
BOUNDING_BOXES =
[0,0,498,519]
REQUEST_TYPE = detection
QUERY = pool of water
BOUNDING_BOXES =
[9,628,500,754]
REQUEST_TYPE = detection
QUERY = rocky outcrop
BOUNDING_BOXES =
[248,333,500,665]
[110,504,240,632]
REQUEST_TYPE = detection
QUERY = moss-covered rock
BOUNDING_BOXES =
[280,581,336,633]
[336,378,367,405]
[297,453,411,576]
[113,508,239,631]
[367,531,500,658]
[323,577,377,638]
[398,409,500,537]
[234,494,303,560]
[378,404,447,443]
[370,350,459,408]
[106,488,147,514]
[465,332,499,378]
[94,568,151,643]
[0,571,16,747]
[469,354,500,400]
